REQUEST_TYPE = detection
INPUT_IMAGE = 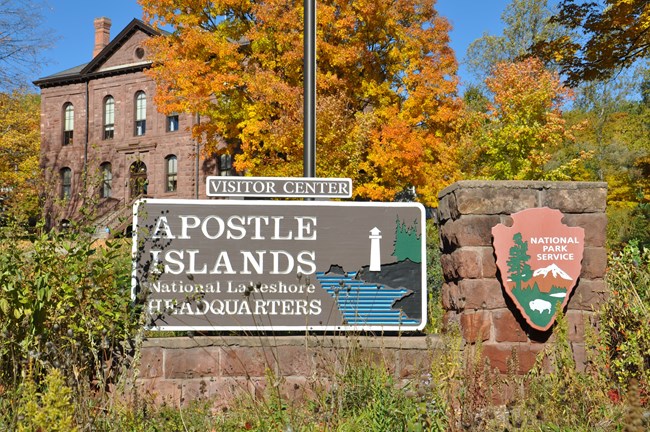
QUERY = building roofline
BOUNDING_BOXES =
[33,18,164,88]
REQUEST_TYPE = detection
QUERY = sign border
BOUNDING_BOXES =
[131,198,427,332]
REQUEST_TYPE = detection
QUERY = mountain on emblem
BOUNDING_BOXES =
[492,208,585,332]
[532,264,572,281]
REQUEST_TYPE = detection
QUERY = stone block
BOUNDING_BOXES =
[280,376,316,402]
[459,279,506,310]
[220,346,277,378]
[581,247,608,279]
[310,346,339,377]
[481,247,498,278]
[481,343,545,374]
[137,378,183,406]
[565,310,596,343]
[398,349,433,379]
[139,346,163,379]
[437,192,459,222]
[492,309,528,343]
[209,377,254,411]
[571,343,588,372]
[441,254,458,280]
[455,248,482,279]
[442,282,462,311]
[164,347,220,379]
[561,213,607,247]
[440,215,501,248]
[460,310,491,342]
[355,348,398,375]
[541,186,607,213]
[454,187,538,215]
[276,345,316,377]
[443,310,461,331]
[569,278,608,311]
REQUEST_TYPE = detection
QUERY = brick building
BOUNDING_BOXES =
[34,18,224,231]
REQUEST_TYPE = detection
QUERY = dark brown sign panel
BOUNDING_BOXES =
[492,207,585,331]
[132,199,426,331]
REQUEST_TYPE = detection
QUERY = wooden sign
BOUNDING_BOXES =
[132,199,426,331]
[492,207,585,331]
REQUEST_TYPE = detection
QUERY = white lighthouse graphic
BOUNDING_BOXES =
[369,227,382,271]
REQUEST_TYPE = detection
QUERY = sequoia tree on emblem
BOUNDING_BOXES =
[492,208,585,331]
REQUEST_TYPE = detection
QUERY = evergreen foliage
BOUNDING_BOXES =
[392,217,422,263]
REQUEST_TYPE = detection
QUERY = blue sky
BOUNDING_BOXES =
[37,0,508,89]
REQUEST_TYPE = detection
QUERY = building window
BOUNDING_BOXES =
[100,162,112,198]
[134,91,146,136]
[60,167,72,199]
[166,114,179,132]
[219,153,232,176]
[104,96,115,140]
[63,103,74,145]
[165,155,177,192]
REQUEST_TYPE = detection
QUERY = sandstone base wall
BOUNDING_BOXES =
[137,335,440,409]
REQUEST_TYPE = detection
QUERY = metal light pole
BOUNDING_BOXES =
[303,0,316,178]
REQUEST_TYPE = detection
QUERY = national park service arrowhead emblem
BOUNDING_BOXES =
[492,208,585,331]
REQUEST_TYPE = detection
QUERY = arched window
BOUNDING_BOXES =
[165,155,178,192]
[63,103,74,145]
[134,91,146,136]
[103,96,115,139]
[60,167,72,199]
[100,162,112,198]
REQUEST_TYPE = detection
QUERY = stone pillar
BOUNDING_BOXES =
[437,181,608,373]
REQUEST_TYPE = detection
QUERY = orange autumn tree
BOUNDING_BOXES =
[140,0,462,205]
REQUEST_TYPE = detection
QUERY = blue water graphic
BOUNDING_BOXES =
[316,271,418,326]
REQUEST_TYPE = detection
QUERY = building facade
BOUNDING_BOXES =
[34,18,222,231]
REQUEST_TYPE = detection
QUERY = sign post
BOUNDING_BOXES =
[132,199,426,331]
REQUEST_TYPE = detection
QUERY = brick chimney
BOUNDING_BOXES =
[93,17,112,58]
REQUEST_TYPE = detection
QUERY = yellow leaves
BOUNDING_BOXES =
[461,58,582,181]
[0,91,41,224]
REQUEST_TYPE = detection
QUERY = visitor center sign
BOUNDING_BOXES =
[131,199,426,331]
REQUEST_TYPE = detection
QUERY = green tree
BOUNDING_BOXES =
[460,57,585,180]
[466,0,563,83]
[507,233,532,290]
[392,217,421,263]
[558,70,650,248]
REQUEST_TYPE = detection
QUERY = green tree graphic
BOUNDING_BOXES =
[507,233,532,290]
[393,217,421,263]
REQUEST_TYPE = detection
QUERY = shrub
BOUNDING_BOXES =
[601,241,650,393]
[0,219,138,424]
[16,368,77,432]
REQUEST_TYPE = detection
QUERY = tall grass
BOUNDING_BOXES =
[0,215,648,430]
